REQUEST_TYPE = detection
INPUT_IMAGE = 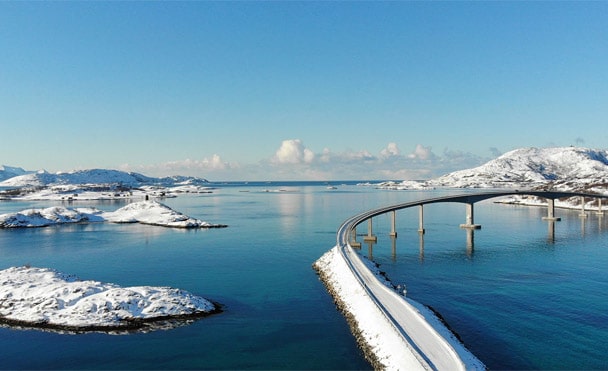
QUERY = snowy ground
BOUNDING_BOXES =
[496,194,607,212]
[0,266,219,333]
[372,180,435,190]
[0,201,227,229]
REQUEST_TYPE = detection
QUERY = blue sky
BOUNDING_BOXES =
[1,2,607,181]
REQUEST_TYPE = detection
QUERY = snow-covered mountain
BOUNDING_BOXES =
[0,165,32,182]
[0,168,209,188]
[429,147,608,192]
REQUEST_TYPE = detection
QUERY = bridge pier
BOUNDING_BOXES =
[363,218,377,242]
[460,203,481,229]
[389,210,397,237]
[350,227,361,248]
[597,198,604,216]
[542,199,561,221]
[418,205,425,234]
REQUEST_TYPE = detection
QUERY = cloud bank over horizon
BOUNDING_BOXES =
[115,139,490,181]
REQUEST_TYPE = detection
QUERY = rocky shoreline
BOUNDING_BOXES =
[313,259,385,370]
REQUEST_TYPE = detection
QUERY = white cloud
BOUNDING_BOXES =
[119,140,487,181]
[272,139,315,164]
[407,144,435,160]
[119,154,237,178]
[380,142,400,158]
[260,140,485,180]
[163,155,230,171]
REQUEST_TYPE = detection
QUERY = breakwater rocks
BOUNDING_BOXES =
[313,251,385,370]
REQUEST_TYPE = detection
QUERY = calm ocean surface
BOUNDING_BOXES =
[1,182,607,369]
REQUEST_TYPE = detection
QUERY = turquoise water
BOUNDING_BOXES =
[363,199,608,370]
[0,183,607,369]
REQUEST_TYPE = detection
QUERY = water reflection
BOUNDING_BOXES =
[547,221,555,243]
[466,229,475,256]
[419,233,425,262]
[366,239,374,260]
[0,311,220,335]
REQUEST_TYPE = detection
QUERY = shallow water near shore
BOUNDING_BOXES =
[0,183,607,369]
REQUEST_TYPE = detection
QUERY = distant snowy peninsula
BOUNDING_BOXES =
[377,147,608,194]
[0,201,227,229]
[0,266,219,333]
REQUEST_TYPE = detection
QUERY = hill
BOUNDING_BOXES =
[428,147,608,193]
[0,168,209,188]
[0,165,32,182]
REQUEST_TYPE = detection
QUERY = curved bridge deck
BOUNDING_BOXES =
[334,190,607,369]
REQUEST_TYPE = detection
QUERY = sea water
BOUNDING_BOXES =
[0,183,606,369]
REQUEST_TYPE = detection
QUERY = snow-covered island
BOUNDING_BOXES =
[0,201,227,229]
[0,266,219,333]
[374,180,435,191]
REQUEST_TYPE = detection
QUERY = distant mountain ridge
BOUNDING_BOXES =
[429,147,608,192]
[0,165,32,182]
[0,168,209,188]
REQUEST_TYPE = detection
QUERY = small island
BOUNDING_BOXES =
[0,266,220,333]
[0,200,227,229]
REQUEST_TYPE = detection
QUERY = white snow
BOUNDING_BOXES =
[374,180,434,190]
[428,146,608,190]
[0,201,226,229]
[0,266,217,332]
[314,246,484,370]
[0,168,213,201]
[103,201,223,228]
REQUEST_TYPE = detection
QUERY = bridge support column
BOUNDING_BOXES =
[363,218,377,242]
[542,199,561,221]
[389,211,397,237]
[579,196,588,218]
[350,227,361,248]
[597,198,604,216]
[418,205,425,234]
[460,203,481,229]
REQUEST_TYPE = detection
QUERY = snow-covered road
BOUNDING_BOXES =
[313,200,486,370]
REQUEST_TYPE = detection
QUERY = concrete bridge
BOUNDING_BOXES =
[333,190,608,369]
[348,190,608,246]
